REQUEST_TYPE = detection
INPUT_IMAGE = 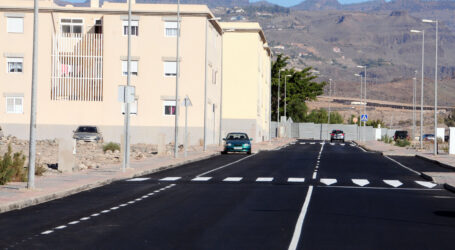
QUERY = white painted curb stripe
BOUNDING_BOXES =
[160,177,181,181]
[288,186,314,250]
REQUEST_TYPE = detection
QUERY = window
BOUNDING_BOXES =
[7,57,23,73]
[165,21,178,37]
[61,18,83,34]
[123,21,139,36]
[164,61,177,77]
[122,60,138,76]
[212,69,217,85]
[163,100,176,116]
[94,19,102,34]
[6,96,23,114]
[7,17,23,33]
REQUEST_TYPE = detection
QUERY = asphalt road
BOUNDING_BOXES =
[1,140,455,250]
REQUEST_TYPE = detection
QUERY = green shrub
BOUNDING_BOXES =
[395,139,411,147]
[0,145,26,185]
[103,142,120,153]
[381,135,393,144]
[35,164,47,176]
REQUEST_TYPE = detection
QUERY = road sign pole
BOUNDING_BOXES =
[184,103,188,158]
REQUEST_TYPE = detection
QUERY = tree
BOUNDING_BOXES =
[271,54,326,122]
[444,110,455,127]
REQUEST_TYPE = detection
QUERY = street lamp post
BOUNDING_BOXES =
[277,69,284,122]
[284,74,291,121]
[413,73,417,141]
[174,0,181,157]
[354,74,362,141]
[357,65,367,141]
[422,19,438,155]
[411,29,425,149]
[328,78,332,124]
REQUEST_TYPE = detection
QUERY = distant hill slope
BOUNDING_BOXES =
[55,0,249,7]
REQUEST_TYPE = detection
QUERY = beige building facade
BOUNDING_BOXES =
[0,0,222,146]
[220,22,271,142]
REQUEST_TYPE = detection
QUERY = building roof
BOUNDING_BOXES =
[220,21,270,55]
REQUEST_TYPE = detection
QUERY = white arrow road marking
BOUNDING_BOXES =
[320,178,337,186]
[223,177,243,182]
[352,179,370,187]
[383,180,403,188]
[127,178,150,182]
[415,181,437,188]
[288,178,305,183]
[160,177,181,181]
[192,177,212,182]
[256,177,274,182]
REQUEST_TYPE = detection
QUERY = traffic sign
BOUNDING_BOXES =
[361,114,368,122]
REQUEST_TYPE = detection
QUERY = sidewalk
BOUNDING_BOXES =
[0,138,295,214]
[356,140,455,192]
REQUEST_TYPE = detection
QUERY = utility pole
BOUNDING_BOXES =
[277,69,282,122]
[28,0,39,189]
[174,0,181,156]
[328,78,332,124]
[122,0,133,171]
[284,74,291,121]
[413,72,417,141]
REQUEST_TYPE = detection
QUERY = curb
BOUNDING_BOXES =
[420,172,434,182]
[415,154,455,171]
[443,183,455,193]
[0,152,220,214]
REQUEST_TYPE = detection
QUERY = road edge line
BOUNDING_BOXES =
[288,185,314,250]
[384,155,421,175]
[197,154,256,177]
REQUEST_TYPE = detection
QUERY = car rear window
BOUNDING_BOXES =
[77,126,98,133]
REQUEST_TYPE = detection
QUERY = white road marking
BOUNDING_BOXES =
[128,201,136,204]
[288,178,305,183]
[256,177,274,182]
[350,144,356,147]
[312,172,317,179]
[352,179,370,187]
[320,178,337,186]
[101,210,110,213]
[357,146,367,152]
[300,142,306,145]
[126,178,150,182]
[192,177,212,182]
[384,156,421,175]
[320,142,325,145]
[330,143,335,146]
[160,177,181,181]
[142,195,149,198]
[310,142,315,145]
[110,206,119,210]
[41,230,53,235]
[55,225,66,230]
[119,204,128,207]
[68,221,79,225]
[223,177,243,182]
[383,180,403,188]
[321,186,444,191]
[80,217,90,221]
[197,154,256,177]
[288,186,314,250]
[415,181,437,188]
[340,144,345,146]
[135,198,142,201]
[91,213,100,217]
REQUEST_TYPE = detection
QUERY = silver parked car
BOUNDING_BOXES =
[73,126,103,142]
[330,130,345,142]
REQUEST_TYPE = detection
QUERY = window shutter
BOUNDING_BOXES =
[15,98,23,113]
[131,61,138,73]
[122,61,127,74]
[6,98,14,113]
[165,21,178,29]
[164,61,177,75]
[7,17,23,33]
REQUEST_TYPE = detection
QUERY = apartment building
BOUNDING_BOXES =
[220,22,271,142]
[0,0,222,146]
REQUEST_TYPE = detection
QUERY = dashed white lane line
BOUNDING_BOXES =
[330,143,335,146]
[310,142,316,145]
[288,178,305,183]
[91,213,100,217]
[80,217,90,221]
[352,179,370,187]
[68,221,79,225]
[383,180,403,188]
[101,210,110,213]
[126,178,150,182]
[223,177,243,182]
[384,156,421,175]
[41,230,53,235]
[192,177,212,182]
[197,154,256,177]
[256,177,274,182]
[288,186,314,250]
[320,178,337,186]
[415,181,437,188]
[160,177,181,181]
[340,143,345,146]
[312,172,317,179]
[55,225,66,230]
[300,142,306,145]
[110,206,120,210]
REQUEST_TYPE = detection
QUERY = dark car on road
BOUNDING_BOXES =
[394,130,409,141]
[73,126,103,142]
[222,132,252,154]
[330,130,345,143]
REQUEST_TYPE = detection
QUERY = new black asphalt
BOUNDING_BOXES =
[1,140,455,250]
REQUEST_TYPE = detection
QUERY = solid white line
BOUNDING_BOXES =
[256,177,274,182]
[357,146,367,152]
[223,177,243,182]
[192,177,212,182]
[41,230,53,235]
[288,186,314,250]
[197,154,256,177]
[288,178,305,183]
[384,156,420,175]
[160,177,181,181]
